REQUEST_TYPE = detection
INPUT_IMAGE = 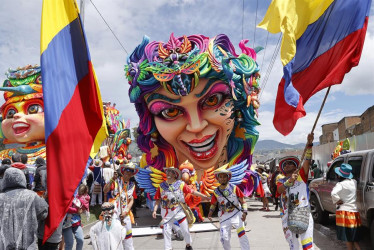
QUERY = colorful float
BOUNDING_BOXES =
[0,65,46,164]
[332,138,350,160]
[125,33,264,203]
[100,102,132,163]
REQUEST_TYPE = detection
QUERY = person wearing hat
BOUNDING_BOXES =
[90,159,104,206]
[331,163,361,250]
[103,163,137,250]
[90,202,127,249]
[152,166,209,250]
[207,168,250,250]
[276,133,314,250]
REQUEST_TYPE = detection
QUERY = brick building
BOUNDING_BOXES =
[319,122,338,144]
[361,106,374,133]
[337,116,361,140]
[319,105,374,145]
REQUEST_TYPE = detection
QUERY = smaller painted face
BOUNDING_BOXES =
[147,78,234,171]
[217,173,229,185]
[1,99,45,144]
[181,172,191,184]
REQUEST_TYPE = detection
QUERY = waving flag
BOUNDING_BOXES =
[40,0,107,241]
[258,0,372,136]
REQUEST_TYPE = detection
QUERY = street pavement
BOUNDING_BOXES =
[81,198,372,249]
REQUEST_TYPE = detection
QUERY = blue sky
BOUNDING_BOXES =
[0,0,373,144]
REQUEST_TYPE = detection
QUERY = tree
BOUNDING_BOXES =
[132,125,139,141]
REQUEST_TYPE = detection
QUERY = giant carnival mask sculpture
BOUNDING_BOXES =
[0,65,45,164]
[125,34,261,177]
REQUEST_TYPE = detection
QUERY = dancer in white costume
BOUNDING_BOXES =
[276,133,314,250]
[208,169,250,250]
[90,202,127,250]
[152,167,209,250]
[104,163,138,250]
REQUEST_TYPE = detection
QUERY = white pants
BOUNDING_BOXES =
[122,215,134,250]
[282,213,314,250]
[219,211,250,250]
[90,192,102,206]
[161,208,192,250]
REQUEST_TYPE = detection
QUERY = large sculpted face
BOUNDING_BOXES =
[1,99,45,143]
[147,78,234,170]
[126,34,261,172]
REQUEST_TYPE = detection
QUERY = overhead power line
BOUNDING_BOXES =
[89,0,128,55]
[260,31,270,71]
[259,34,282,100]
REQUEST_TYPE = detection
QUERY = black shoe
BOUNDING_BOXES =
[275,206,278,211]
[185,246,193,250]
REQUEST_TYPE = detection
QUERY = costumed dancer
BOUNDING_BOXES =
[208,168,250,250]
[90,202,127,250]
[276,133,314,250]
[0,65,46,164]
[104,163,138,250]
[331,163,361,250]
[152,167,209,250]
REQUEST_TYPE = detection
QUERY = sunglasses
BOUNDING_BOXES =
[284,160,297,166]
[123,168,135,173]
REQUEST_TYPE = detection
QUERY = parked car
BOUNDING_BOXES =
[309,149,374,246]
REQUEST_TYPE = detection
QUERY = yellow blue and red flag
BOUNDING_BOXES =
[259,0,372,136]
[40,0,107,241]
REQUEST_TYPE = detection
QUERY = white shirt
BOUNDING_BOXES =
[331,179,358,212]
[90,219,126,250]
[102,168,114,184]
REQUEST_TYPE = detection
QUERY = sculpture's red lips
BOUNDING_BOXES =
[187,134,213,144]
[12,122,30,135]
[183,132,218,161]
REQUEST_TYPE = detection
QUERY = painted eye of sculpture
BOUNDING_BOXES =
[161,108,182,119]
[27,104,43,114]
[203,93,224,109]
[6,108,16,119]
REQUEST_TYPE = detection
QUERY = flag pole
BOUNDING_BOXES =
[298,86,331,168]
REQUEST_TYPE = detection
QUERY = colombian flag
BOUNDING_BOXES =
[40,0,107,241]
[258,0,372,136]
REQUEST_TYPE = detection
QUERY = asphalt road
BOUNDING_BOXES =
[78,198,372,249]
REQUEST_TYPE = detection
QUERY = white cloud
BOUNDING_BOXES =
[0,0,373,143]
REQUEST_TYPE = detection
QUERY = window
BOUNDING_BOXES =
[348,156,363,182]
[327,159,344,180]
